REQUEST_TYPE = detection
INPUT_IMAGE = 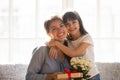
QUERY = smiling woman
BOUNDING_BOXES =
[26,16,71,80]
[44,16,68,43]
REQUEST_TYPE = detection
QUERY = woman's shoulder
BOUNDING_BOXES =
[30,46,50,65]
[38,46,49,50]
[32,46,50,55]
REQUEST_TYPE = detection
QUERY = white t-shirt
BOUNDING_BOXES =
[68,34,99,78]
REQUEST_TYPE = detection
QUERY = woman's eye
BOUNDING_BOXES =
[52,27,57,31]
[53,28,56,30]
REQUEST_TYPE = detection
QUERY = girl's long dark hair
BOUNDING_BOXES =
[62,11,88,40]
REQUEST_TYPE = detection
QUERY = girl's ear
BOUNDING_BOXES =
[47,33,54,39]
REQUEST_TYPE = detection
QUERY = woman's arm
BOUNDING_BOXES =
[26,47,67,80]
[26,47,58,80]
[26,47,47,80]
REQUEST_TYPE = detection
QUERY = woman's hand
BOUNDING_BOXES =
[46,72,68,80]
[53,72,68,80]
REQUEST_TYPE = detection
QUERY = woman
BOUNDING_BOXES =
[26,16,70,80]
[48,11,101,80]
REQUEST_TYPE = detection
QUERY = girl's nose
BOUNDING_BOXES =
[69,23,73,28]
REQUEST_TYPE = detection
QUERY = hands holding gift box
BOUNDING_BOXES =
[45,69,82,80]
[46,72,68,80]
[57,68,83,80]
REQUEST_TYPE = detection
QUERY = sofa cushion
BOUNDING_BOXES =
[96,63,120,80]
[0,64,27,80]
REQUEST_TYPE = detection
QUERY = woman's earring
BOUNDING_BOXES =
[67,33,73,40]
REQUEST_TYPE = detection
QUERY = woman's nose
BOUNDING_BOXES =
[58,27,62,31]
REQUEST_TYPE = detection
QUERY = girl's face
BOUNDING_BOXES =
[65,19,80,36]
[48,20,67,42]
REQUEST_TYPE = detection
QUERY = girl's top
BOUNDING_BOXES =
[68,34,99,78]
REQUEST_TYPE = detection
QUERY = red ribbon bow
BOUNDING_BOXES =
[64,68,77,79]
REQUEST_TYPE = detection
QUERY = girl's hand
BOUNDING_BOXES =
[48,40,58,47]
[47,40,60,59]
[49,47,58,59]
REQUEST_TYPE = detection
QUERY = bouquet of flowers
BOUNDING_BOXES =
[70,57,91,80]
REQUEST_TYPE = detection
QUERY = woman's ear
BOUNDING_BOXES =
[47,33,54,39]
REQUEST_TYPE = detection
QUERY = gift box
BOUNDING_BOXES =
[57,72,83,79]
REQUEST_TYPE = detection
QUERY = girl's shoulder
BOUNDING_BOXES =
[81,34,94,45]
[81,33,93,40]
[82,33,91,38]
[77,33,91,41]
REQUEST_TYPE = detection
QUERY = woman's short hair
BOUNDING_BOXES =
[44,16,62,33]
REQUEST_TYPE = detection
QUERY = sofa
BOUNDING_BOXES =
[0,63,120,80]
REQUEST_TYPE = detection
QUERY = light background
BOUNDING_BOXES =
[0,0,120,64]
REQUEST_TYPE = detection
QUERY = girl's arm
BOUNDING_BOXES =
[48,40,90,57]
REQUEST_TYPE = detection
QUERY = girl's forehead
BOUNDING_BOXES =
[67,19,77,22]
[69,17,77,20]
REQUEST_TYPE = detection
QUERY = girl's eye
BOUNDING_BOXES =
[73,21,76,24]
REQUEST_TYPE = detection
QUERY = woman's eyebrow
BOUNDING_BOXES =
[50,26,56,29]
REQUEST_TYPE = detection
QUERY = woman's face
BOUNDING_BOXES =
[48,20,67,42]
[65,19,80,36]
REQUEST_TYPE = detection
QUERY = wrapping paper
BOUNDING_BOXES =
[57,72,83,79]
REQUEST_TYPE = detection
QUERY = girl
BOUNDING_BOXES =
[48,11,101,80]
